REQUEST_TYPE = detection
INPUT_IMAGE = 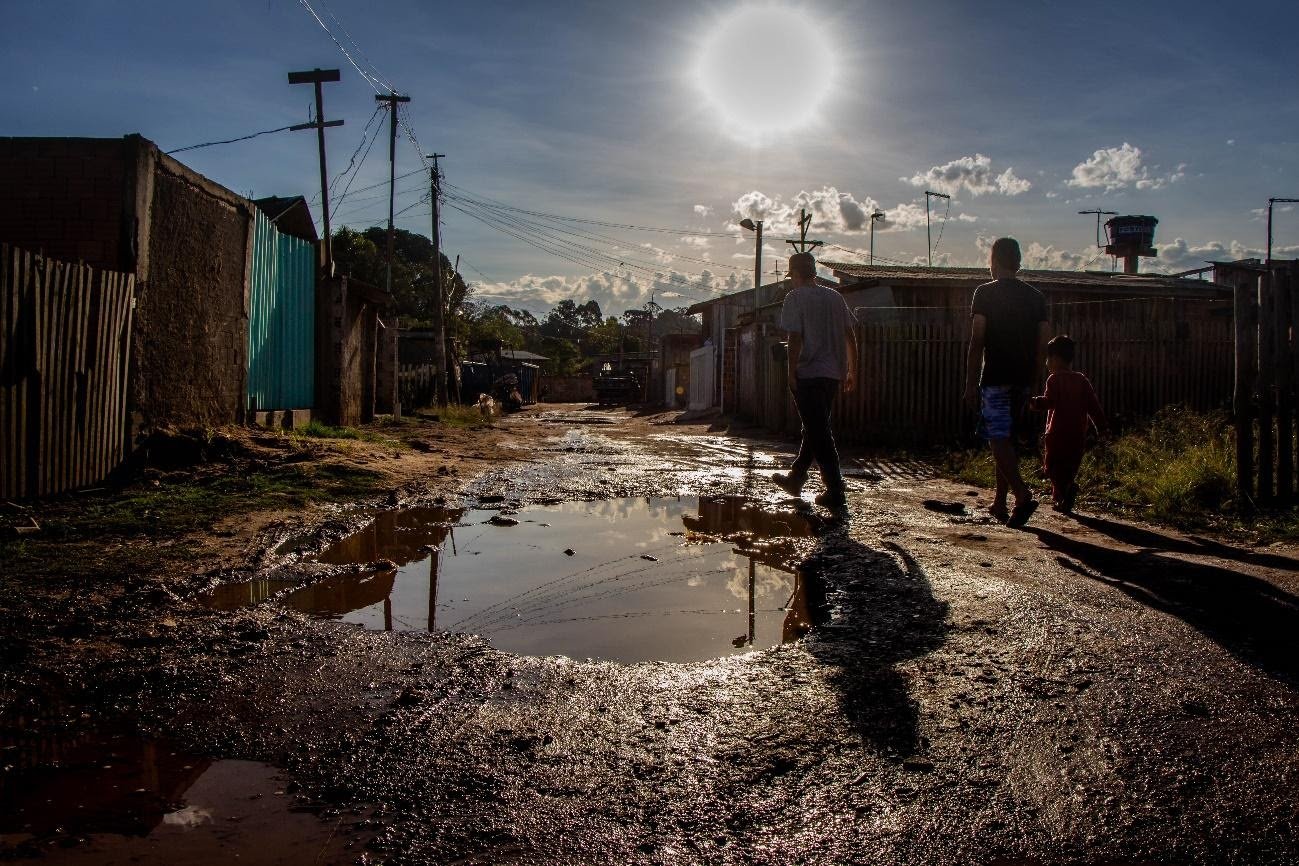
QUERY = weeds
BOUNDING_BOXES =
[943,408,1295,541]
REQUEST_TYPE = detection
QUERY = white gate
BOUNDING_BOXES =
[688,345,715,411]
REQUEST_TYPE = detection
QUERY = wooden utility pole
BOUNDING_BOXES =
[374,91,411,299]
[287,68,344,273]
[427,153,447,405]
[785,208,824,254]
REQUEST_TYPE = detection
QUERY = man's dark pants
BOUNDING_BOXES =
[790,376,843,492]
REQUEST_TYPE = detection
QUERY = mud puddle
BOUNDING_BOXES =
[0,715,368,864]
[215,497,828,663]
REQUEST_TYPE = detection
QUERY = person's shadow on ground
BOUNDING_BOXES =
[1071,512,1299,572]
[793,518,950,757]
[1030,525,1299,686]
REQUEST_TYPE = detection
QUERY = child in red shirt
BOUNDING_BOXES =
[1030,335,1107,513]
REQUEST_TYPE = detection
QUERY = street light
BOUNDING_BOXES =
[867,209,888,264]
[739,218,763,312]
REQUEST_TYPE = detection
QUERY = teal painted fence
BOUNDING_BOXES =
[247,211,315,412]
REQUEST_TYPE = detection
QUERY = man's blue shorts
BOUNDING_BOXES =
[978,385,1027,442]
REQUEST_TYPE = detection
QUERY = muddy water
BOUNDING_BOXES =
[0,722,365,864]
[219,497,826,663]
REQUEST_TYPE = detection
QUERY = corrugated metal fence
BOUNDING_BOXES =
[737,301,1234,446]
[1,244,134,498]
[247,210,315,413]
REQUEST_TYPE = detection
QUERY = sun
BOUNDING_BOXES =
[694,4,837,141]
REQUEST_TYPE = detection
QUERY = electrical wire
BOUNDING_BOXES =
[314,104,384,207]
[296,0,386,93]
[164,125,295,155]
[931,196,952,257]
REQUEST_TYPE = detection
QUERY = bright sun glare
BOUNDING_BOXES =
[695,4,836,141]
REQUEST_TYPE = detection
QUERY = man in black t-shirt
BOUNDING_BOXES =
[963,237,1049,528]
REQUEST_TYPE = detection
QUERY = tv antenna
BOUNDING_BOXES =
[1078,209,1118,248]
[924,191,950,267]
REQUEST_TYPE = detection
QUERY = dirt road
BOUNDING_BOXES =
[3,406,1297,864]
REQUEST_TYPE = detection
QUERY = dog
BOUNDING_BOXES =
[477,393,496,420]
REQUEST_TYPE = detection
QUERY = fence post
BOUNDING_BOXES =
[1276,265,1294,503]
[1257,271,1275,502]
[1234,277,1258,504]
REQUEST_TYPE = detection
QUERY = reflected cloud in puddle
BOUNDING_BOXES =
[211,497,829,663]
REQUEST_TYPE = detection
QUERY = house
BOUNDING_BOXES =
[0,134,394,441]
[686,263,1235,446]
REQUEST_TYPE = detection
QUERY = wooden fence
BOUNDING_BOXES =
[1,244,135,498]
[734,301,1234,447]
[399,363,436,411]
[1232,261,1298,505]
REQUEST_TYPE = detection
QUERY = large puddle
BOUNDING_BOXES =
[0,708,366,864]
[208,497,828,663]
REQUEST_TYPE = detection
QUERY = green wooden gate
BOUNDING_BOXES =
[247,211,315,412]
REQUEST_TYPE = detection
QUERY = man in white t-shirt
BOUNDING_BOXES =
[772,252,857,508]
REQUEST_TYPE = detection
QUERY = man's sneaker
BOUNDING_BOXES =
[814,488,847,508]
[771,472,807,496]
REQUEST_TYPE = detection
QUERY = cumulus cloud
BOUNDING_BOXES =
[1067,142,1186,191]
[693,204,713,218]
[680,235,711,248]
[974,235,1098,271]
[729,186,881,235]
[905,154,1031,196]
[958,213,978,223]
[470,268,749,317]
[1144,238,1299,274]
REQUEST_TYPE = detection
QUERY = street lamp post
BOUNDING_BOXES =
[868,209,885,265]
[739,218,763,312]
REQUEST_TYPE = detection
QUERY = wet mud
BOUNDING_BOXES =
[4,407,1299,865]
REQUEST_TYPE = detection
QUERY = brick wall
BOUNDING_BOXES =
[0,137,128,270]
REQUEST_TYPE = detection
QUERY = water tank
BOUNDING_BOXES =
[1104,215,1158,251]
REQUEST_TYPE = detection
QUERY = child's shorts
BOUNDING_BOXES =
[978,385,1027,442]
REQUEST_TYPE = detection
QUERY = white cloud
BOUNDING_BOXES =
[470,268,749,317]
[1044,190,1059,199]
[881,201,929,231]
[693,204,713,218]
[974,235,1099,271]
[729,186,881,235]
[680,235,711,248]
[1066,142,1186,191]
[1144,238,1299,274]
[957,213,978,223]
[905,154,1032,196]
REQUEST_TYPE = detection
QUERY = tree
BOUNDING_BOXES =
[331,227,469,330]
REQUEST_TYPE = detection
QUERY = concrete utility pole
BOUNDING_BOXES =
[868,209,885,266]
[739,218,763,311]
[375,91,411,299]
[428,153,447,405]
[924,191,950,267]
[287,68,344,273]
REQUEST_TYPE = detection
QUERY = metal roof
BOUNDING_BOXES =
[822,262,1229,296]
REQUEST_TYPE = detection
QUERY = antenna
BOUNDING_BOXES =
[1078,209,1118,249]
[924,191,950,267]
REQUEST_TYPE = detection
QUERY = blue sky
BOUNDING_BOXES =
[3,0,1297,315]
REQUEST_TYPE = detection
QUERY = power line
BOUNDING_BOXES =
[296,0,386,93]
[164,124,296,155]
[313,104,383,206]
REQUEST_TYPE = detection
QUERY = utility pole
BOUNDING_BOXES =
[739,218,763,312]
[924,191,950,267]
[288,68,344,273]
[374,91,411,299]
[868,209,885,266]
[785,208,824,254]
[428,152,447,405]
[1078,208,1118,251]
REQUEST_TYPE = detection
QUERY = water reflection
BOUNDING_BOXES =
[208,497,832,663]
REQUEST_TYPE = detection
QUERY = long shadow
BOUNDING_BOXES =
[1030,526,1299,686]
[795,520,950,756]
[1071,512,1299,572]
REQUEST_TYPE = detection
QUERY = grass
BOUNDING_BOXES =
[6,463,388,542]
[942,408,1298,542]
